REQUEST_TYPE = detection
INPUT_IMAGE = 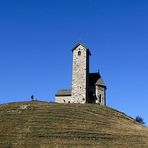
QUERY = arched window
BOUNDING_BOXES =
[78,51,81,56]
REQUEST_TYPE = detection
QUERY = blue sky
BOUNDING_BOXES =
[0,0,148,125]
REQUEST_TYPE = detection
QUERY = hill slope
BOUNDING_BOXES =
[0,102,148,148]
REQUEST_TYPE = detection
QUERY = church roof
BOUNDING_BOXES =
[89,73,100,85]
[95,78,106,87]
[55,89,71,96]
[72,43,91,55]
[89,73,106,88]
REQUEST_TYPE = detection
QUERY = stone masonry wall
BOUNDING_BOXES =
[56,96,71,103]
[96,86,106,105]
[71,45,89,103]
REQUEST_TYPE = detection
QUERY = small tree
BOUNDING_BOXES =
[135,116,145,125]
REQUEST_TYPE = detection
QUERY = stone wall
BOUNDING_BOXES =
[71,45,89,103]
[55,96,71,103]
[96,86,106,105]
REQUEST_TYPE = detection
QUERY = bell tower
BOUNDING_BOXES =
[71,43,91,103]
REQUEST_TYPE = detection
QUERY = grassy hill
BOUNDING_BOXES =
[0,101,148,148]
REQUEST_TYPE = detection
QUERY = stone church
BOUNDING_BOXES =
[55,43,107,105]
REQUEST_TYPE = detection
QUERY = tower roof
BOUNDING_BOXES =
[72,43,91,55]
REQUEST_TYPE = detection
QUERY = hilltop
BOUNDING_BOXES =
[0,101,148,148]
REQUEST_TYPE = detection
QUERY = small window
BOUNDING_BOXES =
[78,51,81,56]
[83,98,85,101]
[99,94,102,103]
[68,101,70,103]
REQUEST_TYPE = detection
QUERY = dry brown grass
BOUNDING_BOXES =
[0,101,148,148]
